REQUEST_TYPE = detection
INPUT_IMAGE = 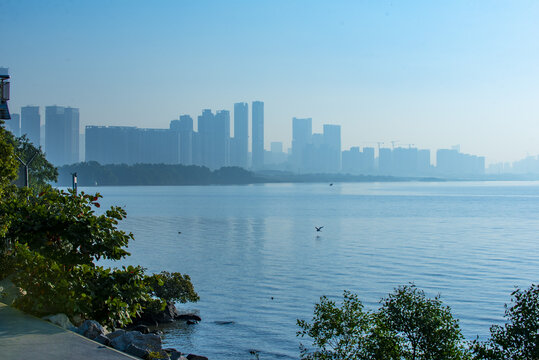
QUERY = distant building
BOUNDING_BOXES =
[265,141,287,166]
[378,148,392,175]
[85,125,180,165]
[45,106,79,166]
[291,117,312,172]
[21,106,41,147]
[214,110,231,168]
[342,147,361,174]
[170,115,194,165]
[251,101,264,169]
[232,102,248,168]
[436,148,484,176]
[197,109,215,168]
[5,113,20,137]
[323,124,341,173]
[361,147,375,173]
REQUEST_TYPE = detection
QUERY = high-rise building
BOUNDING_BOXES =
[86,125,180,165]
[197,109,230,169]
[6,113,20,137]
[323,124,341,173]
[360,147,375,174]
[232,102,248,168]
[197,109,215,168]
[21,106,41,147]
[251,101,264,169]
[292,117,312,172]
[214,110,231,169]
[45,106,79,165]
[378,148,392,174]
[170,115,194,165]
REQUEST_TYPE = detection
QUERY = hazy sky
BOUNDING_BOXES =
[2,0,539,164]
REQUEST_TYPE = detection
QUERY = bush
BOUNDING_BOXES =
[1,186,198,328]
[298,286,471,360]
[472,284,539,360]
[297,291,399,360]
[145,271,200,304]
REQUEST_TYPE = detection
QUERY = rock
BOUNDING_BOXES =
[186,354,208,360]
[156,301,178,323]
[109,330,162,353]
[71,314,84,327]
[131,324,150,334]
[42,313,76,331]
[125,344,149,359]
[175,314,202,322]
[77,320,107,340]
[94,334,111,346]
[164,348,185,360]
[0,277,24,305]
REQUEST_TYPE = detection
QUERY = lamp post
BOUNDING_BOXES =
[71,172,78,194]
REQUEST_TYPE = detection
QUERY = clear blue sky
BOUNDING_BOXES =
[2,0,539,163]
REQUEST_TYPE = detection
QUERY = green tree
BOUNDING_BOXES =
[0,121,18,192]
[471,284,539,360]
[379,284,470,360]
[2,188,131,267]
[11,134,58,189]
[297,291,399,360]
[0,127,198,327]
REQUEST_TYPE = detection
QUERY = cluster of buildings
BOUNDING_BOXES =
[86,101,265,170]
[4,100,487,177]
[5,105,80,166]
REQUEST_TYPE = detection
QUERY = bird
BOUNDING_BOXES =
[178,231,182,235]
[329,183,333,186]
[315,226,324,232]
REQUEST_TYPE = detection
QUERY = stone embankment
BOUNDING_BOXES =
[44,304,206,360]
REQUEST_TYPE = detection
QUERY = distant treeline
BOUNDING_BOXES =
[56,162,447,187]
[56,162,261,186]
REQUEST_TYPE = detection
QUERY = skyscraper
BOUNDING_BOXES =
[6,113,20,137]
[170,115,194,165]
[232,102,248,168]
[21,106,41,147]
[251,101,264,169]
[323,124,341,173]
[45,106,80,166]
[214,110,231,169]
[292,117,312,172]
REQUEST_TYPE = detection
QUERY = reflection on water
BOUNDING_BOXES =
[93,182,539,359]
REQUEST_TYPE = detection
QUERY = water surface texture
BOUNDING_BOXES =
[90,182,539,359]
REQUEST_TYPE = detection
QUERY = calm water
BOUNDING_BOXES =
[89,181,539,359]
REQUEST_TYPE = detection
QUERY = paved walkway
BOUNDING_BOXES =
[0,302,137,360]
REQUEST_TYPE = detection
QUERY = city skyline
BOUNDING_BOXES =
[3,1,539,164]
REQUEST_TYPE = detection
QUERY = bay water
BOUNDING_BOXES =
[90,181,539,359]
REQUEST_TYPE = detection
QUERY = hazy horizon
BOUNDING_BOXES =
[3,0,539,165]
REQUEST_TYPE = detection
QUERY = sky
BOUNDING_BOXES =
[2,0,539,164]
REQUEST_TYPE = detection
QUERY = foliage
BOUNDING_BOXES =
[0,170,198,327]
[0,121,18,192]
[0,122,19,237]
[11,242,151,328]
[1,187,132,267]
[10,134,58,189]
[145,271,200,303]
[297,291,399,360]
[299,286,472,360]
[471,284,539,360]
[56,162,258,186]
[379,284,470,360]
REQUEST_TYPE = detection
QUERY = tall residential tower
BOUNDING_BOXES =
[251,101,264,169]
